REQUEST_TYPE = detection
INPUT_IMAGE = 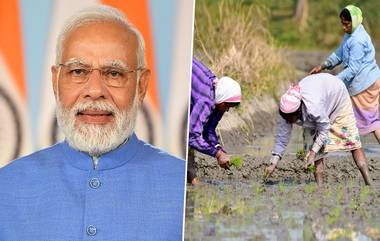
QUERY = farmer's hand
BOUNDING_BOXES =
[309,65,323,75]
[304,150,316,170]
[216,150,230,169]
[264,155,280,179]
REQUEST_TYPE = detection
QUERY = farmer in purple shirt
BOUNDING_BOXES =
[188,58,241,184]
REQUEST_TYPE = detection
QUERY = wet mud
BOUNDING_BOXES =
[193,152,380,184]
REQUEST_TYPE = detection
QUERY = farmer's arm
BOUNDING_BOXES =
[265,116,293,178]
[272,116,293,158]
[188,101,219,157]
[310,112,330,154]
[337,39,364,85]
[203,110,224,148]
[323,37,345,70]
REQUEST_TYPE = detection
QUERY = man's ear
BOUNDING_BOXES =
[137,69,150,104]
[51,65,58,99]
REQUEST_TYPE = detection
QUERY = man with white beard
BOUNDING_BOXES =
[0,5,185,241]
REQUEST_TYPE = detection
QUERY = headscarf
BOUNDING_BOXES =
[279,84,302,113]
[214,76,241,104]
[345,4,363,33]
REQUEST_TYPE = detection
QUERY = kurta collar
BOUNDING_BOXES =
[60,133,140,171]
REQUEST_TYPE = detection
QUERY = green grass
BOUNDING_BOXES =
[263,0,380,50]
[194,0,296,100]
[194,0,380,105]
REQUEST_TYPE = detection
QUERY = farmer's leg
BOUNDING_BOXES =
[187,149,198,185]
[351,148,372,185]
[314,158,324,186]
[373,129,380,144]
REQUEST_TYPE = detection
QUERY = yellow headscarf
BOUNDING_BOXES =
[345,5,363,32]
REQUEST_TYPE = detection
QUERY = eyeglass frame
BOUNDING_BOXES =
[57,62,144,88]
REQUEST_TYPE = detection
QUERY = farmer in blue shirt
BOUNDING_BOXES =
[0,5,185,241]
[188,58,241,184]
[310,4,380,143]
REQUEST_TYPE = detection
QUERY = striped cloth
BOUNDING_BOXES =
[188,58,223,157]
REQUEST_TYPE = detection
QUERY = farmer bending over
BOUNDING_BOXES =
[188,58,241,185]
[265,73,371,186]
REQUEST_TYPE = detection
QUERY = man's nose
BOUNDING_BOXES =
[84,70,107,99]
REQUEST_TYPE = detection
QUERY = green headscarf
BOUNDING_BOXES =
[345,4,363,32]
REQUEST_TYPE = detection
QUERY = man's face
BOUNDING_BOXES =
[341,17,352,34]
[215,102,238,113]
[282,110,301,124]
[284,114,299,124]
[52,21,150,155]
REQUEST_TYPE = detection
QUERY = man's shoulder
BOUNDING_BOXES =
[349,28,370,46]
[0,142,64,179]
[137,139,184,163]
[134,138,185,171]
[130,138,186,189]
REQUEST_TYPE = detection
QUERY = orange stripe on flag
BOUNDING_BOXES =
[101,0,159,109]
[0,0,26,99]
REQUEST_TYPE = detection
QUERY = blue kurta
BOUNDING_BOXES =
[0,133,185,241]
[324,24,380,96]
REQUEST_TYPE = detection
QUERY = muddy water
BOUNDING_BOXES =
[185,181,380,241]
[185,127,380,240]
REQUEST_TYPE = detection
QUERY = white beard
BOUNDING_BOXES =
[56,96,139,156]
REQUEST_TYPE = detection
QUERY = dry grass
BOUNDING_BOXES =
[194,0,296,100]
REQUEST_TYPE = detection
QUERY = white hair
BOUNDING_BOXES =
[56,4,146,68]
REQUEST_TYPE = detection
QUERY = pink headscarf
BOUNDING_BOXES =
[280,84,302,113]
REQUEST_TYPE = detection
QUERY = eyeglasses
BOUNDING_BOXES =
[58,63,143,88]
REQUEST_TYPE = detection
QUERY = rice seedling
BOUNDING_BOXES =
[262,168,271,181]
[254,184,265,194]
[326,207,341,225]
[360,186,370,203]
[296,148,305,160]
[229,156,243,168]
[278,181,286,193]
[306,164,316,174]
[304,183,317,193]
[348,198,357,210]
[323,186,332,199]
[335,186,343,204]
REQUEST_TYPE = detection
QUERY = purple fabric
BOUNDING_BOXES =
[353,107,380,135]
[189,58,223,157]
